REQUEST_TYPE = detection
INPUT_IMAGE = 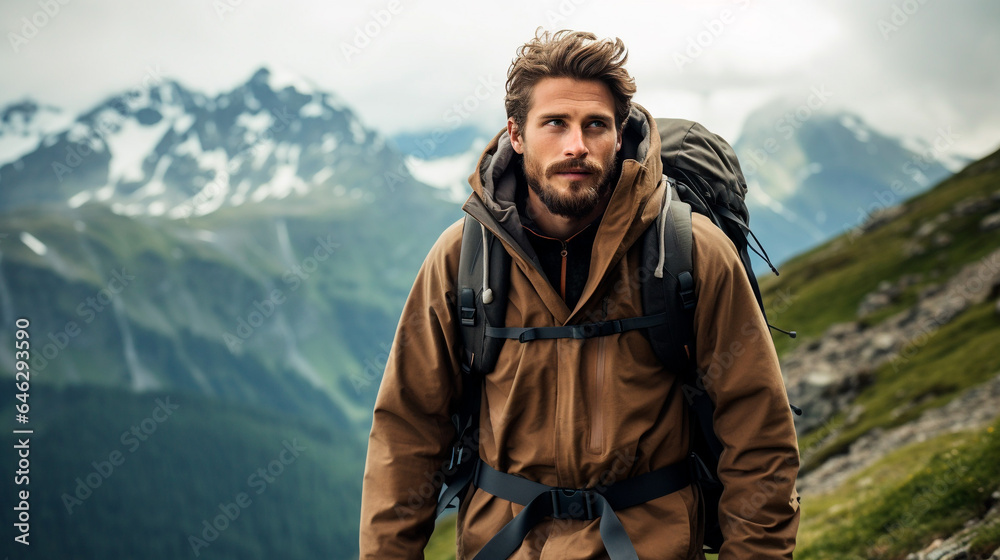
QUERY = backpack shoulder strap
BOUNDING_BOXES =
[641,177,696,369]
[642,176,724,447]
[437,214,510,516]
[641,176,727,552]
[457,214,511,376]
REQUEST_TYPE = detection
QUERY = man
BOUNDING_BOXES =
[360,29,800,559]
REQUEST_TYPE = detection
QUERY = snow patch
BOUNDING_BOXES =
[174,132,203,157]
[68,191,92,208]
[229,179,252,206]
[104,117,172,183]
[405,149,480,202]
[311,166,334,185]
[250,163,306,202]
[839,114,870,143]
[321,133,338,152]
[266,67,315,95]
[0,104,74,164]
[95,184,115,201]
[173,113,195,134]
[299,97,324,118]
[350,119,366,143]
[237,111,273,139]
[20,232,47,256]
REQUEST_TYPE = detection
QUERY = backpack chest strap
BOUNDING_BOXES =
[471,460,693,560]
[485,311,670,343]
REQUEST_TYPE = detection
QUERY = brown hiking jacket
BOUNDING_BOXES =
[360,105,800,559]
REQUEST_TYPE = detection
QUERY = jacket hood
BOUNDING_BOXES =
[463,104,666,320]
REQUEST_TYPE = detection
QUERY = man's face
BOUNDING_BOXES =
[508,77,622,219]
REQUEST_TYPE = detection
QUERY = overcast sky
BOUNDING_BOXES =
[2,0,998,158]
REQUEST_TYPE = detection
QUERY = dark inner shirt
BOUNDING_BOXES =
[515,176,601,310]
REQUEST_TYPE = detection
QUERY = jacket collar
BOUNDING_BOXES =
[463,103,665,323]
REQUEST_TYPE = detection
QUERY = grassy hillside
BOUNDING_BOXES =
[0,191,456,427]
[1,384,365,560]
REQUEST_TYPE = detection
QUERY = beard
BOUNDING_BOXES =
[522,151,618,219]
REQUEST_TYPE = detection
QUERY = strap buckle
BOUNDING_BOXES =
[550,488,597,520]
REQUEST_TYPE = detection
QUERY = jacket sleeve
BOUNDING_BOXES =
[359,219,465,559]
[690,216,801,558]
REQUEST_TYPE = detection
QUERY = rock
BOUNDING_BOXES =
[858,280,903,317]
[858,292,893,317]
[916,220,939,238]
[919,283,945,300]
[900,273,924,288]
[981,211,1000,232]
[934,232,954,248]
[954,196,990,216]
[905,240,928,257]
[861,205,906,233]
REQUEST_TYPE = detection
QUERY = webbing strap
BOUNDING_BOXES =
[485,312,670,343]
[472,461,692,560]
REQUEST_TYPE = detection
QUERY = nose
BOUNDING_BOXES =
[563,125,588,159]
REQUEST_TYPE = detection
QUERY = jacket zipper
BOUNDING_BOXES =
[589,298,609,454]
[559,243,568,299]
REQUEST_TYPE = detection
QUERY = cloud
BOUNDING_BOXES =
[1,0,997,157]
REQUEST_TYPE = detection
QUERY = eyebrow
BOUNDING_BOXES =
[536,113,613,122]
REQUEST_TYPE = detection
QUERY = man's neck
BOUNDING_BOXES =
[524,188,611,241]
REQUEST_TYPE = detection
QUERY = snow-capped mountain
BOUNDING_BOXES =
[733,101,960,269]
[0,67,445,216]
[0,100,74,166]
[0,67,459,426]
[390,124,494,203]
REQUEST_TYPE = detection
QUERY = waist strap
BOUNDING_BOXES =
[472,460,692,560]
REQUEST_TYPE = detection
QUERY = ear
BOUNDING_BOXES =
[507,117,524,154]
[615,125,623,153]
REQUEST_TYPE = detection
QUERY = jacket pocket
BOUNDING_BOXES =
[588,336,608,454]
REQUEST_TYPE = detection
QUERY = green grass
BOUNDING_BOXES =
[802,300,1000,471]
[969,518,1000,559]
[426,516,458,560]
[797,420,1000,560]
[762,147,1000,358]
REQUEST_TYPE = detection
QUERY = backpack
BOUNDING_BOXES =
[436,118,798,558]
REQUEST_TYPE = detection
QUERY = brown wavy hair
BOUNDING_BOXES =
[505,29,636,132]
